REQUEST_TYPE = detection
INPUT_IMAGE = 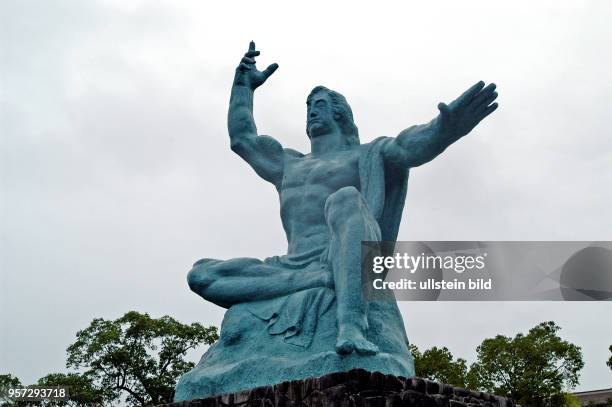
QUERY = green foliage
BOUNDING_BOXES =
[1,374,22,407]
[410,322,584,406]
[409,344,471,388]
[470,321,584,407]
[0,375,22,389]
[35,372,104,406]
[65,311,218,406]
[561,393,582,407]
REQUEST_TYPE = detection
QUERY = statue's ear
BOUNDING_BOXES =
[333,113,342,121]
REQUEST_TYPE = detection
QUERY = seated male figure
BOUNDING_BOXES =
[187,42,498,355]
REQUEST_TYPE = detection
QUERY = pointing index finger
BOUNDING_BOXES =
[245,41,260,58]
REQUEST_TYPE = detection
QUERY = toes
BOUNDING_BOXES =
[336,338,379,355]
[355,340,379,355]
[335,339,355,355]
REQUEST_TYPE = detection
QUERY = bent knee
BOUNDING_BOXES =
[187,258,218,292]
[325,186,366,222]
[187,265,205,293]
[325,186,362,211]
[193,257,216,267]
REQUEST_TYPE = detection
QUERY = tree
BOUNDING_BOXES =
[470,321,584,407]
[607,345,612,371]
[1,374,22,407]
[409,344,474,388]
[34,373,105,406]
[65,311,218,406]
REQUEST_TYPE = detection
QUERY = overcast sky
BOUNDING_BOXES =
[1,0,611,393]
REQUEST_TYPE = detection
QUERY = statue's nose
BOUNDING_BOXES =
[309,110,318,118]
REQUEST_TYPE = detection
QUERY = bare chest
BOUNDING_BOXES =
[282,150,361,192]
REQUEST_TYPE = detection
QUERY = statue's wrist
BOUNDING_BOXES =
[232,70,256,91]
[240,85,259,95]
[434,115,455,139]
[431,116,453,152]
[232,81,255,91]
[230,84,255,106]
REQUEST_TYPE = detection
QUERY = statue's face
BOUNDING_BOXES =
[307,92,335,138]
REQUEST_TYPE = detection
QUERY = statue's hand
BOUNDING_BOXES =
[437,81,498,139]
[234,41,279,91]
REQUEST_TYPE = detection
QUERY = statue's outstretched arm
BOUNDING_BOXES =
[228,42,284,187]
[382,81,498,168]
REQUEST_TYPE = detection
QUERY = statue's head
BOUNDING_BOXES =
[306,86,360,146]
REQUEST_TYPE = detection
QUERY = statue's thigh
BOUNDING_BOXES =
[190,257,264,278]
[324,186,381,241]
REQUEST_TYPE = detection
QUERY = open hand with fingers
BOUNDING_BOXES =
[437,81,499,139]
[234,41,279,91]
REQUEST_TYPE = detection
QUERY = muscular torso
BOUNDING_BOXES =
[279,147,362,254]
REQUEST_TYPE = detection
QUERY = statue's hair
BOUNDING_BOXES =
[306,86,360,146]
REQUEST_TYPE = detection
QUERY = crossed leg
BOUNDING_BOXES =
[324,186,381,355]
[187,257,330,309]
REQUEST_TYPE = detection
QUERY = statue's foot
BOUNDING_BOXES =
[335,324,379,355]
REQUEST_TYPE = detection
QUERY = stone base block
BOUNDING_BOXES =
[161,369,516,407]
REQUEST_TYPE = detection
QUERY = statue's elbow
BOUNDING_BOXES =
[230,137,246,154]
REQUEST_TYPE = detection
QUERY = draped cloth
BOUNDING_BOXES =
[245,137,410,348]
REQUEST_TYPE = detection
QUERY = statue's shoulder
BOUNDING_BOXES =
[283,148,305,158]
[257,134,283,151]
[369,136,394,145]
[359,137,393,151]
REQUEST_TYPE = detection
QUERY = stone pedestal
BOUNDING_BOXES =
[162,369,516,407]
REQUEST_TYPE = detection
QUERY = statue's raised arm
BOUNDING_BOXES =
[228,41,284,187]
[382,81,499,168]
